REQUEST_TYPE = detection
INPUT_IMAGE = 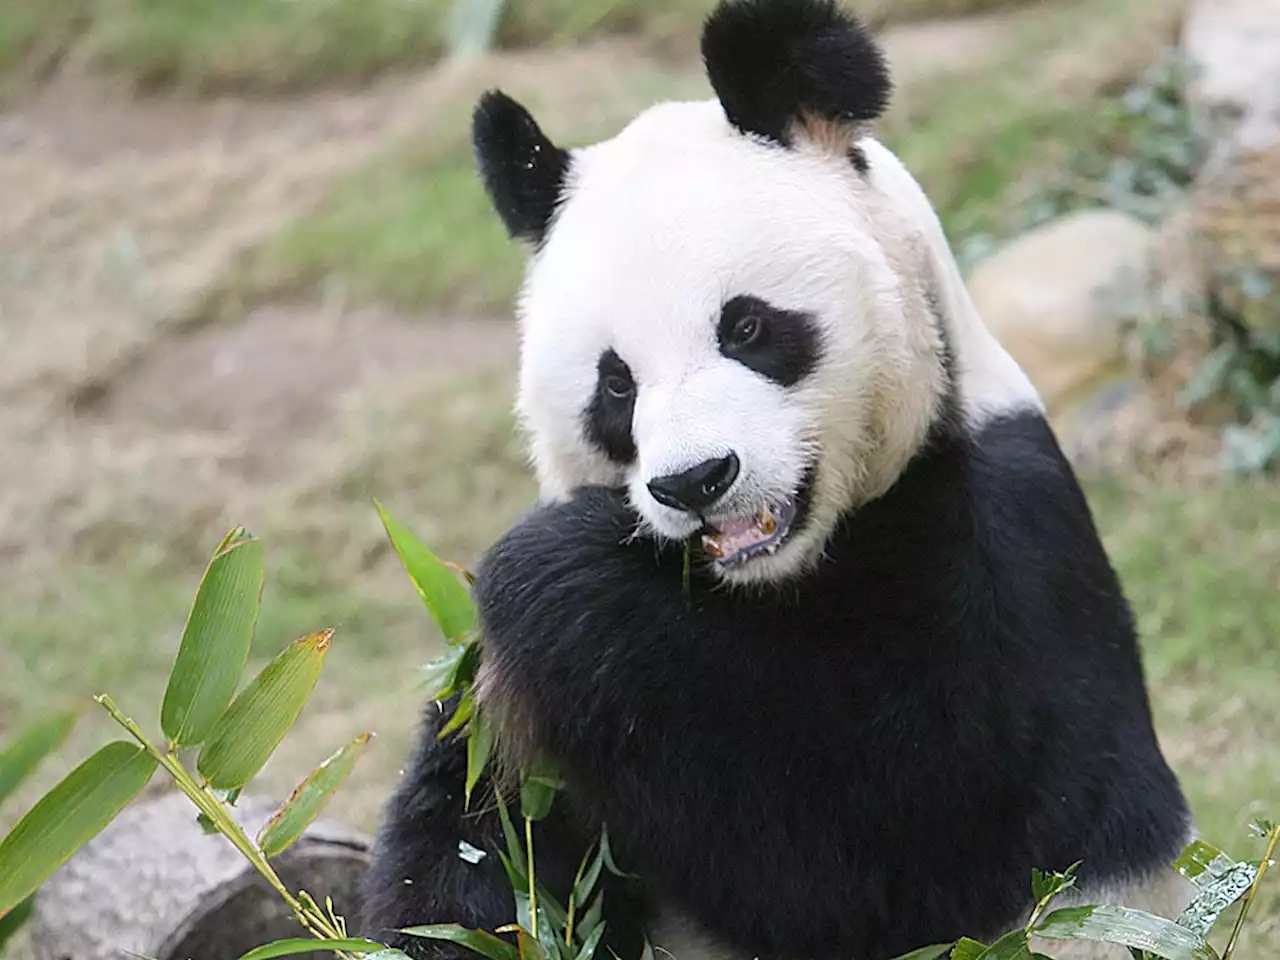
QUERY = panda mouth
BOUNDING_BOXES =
[700,498,799,566]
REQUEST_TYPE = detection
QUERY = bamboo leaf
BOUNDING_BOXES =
[399,925,519,960]
[1034,905,1219,960]
[1175,862,1257,937]
[888,946,953,960]
[573,922,606,960]
[161,527,265,746]
[0,742,157,916]
[0,894,35,951]
[375,501,475,642]
[1174,840,1241,890]
[236,937,387,959]
[951,939,989,960]
[257,733,371,857]
[978,930,1033,959]
[421,645,467,701]
[520,756,563,823]
[196,630,332,790]
[0,709,80,806]
[438,692,476,740]
[465,708,496,810]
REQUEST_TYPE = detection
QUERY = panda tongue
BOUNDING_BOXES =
[702,508,776,559]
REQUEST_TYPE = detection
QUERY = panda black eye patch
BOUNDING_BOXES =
[717,295,821,387]
[583,348,638,464]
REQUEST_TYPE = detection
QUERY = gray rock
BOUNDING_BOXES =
[29,790,371,960]
[966,209,1155,415]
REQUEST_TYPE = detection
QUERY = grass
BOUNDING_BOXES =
[224,56,712,314]
[0,0,717,97]
[221,0,1183,317]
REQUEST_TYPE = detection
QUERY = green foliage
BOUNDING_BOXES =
[954,46,1204,270]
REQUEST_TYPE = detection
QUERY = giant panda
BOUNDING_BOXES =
[361,1,1196,958]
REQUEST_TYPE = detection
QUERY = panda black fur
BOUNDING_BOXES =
[362,1,1194,957]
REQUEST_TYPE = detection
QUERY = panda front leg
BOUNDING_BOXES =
[361,696,650,959]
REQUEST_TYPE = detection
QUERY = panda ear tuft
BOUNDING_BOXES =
[701,0,891,150]
[472,90,572,245]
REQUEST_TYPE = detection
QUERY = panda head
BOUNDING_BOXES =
[472,0,1039,587]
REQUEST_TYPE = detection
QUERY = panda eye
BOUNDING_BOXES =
[727,312,763,348]
[603,373,634,400]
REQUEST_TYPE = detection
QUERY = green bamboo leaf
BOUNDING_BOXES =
[236,937,386,959]
[1034,905,1219,960]
[196,629,333,790]
[888,946,953,960]
[573,922,606,960]
[0,708,80,806]
[1174,840,1240,890]
[516,928,548,960]
[257,732,371,857]
[438,691,476,741]
[421,645,467,701]
[465,708,496,810]
[951,939,989,960]
[573,841,605,910]
[1175,862,1257,937]
[375,501,476,643]
[0,741,157,916]
[161,527,265,746]
[577,892,604,943]
[0,894,35,951]
[520,754,563,822]
[399,925,519,960]
[978,930,1033,960]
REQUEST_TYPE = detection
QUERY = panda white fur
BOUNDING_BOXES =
[362,1,1196,958]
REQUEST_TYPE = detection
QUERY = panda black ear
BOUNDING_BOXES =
[701,0,890,152]
[472,90,572,245]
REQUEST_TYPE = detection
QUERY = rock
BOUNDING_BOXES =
[28,790,371,960]
[966,210,1156,414]
[1183,0,1280,148]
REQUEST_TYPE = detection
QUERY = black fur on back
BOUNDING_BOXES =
[701,0,891,149]
[363,410,1189,960]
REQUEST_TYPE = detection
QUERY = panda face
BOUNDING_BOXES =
[470,0,1035,586]
[508,102,947,585]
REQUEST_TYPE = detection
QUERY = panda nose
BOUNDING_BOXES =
[647,453,740,513]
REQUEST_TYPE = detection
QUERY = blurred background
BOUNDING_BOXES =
[1,0,1277,955]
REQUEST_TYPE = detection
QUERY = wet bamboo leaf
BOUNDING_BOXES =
[888,946,953,960]
[1034,905,1218,960]
[1175,862,1257,937]
[1174,840,1240,890]
[161,528,265,746]
[465,708,496,810]
[236,937,386,959]
[364,952,415,960]
[196,630,332,790]
[458,840,487,864]
[257,733,371,857]
[0,894,35,951]
[376,501,476,642]
[598,826,635,879]
[400,925,519,960]
[0,709,79,806]
[497,793,524,866]
[0,742,157,916]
